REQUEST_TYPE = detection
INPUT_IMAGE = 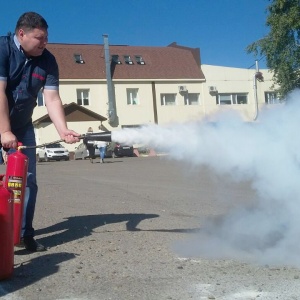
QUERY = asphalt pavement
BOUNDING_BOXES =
[0,156,300,300]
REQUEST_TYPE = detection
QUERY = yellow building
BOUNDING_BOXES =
[32,41,278,151]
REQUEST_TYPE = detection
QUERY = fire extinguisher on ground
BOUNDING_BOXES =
[5,144,29,245]
[0,144,28,280]
[0,175,14,280]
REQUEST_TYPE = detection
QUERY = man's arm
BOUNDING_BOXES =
[0,80,18,148]
[43,89,80,143]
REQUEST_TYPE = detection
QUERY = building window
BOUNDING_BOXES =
[74,54,84,64]
[112,55,121,64]
[37,89,45,106]
[184,93,200,105]
[77,89,89,106]
[161,94,176,106]
[127,88,139,105]
[121,124,141,129]
[135,55,145,65]
[217,93,248,105]
[265,92,281,104]
[124,55,133,64]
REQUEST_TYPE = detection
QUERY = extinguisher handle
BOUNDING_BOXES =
[17,142,24,151]
[0,142,22,152]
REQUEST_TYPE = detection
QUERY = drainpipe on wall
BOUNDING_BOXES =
[103,34,117,125]
[151,82,158,124]
[253,60,264,121]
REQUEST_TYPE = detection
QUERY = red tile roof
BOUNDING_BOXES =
[46,43,205,81]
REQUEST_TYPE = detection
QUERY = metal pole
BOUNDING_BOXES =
[103,34,116,124]
[253,60,259,121]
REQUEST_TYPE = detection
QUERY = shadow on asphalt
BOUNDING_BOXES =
[0,252,75,296]
[30,213,159,249]
[1,213,203,297]
[0,213,159,296]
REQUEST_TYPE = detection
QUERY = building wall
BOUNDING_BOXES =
[31,65,278,151]
[153,81,205,124]
[33,80,108,120]
[113,81,155,126]
[200,65,276,121]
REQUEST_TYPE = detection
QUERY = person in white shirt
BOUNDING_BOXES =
[96,125,107,163]
[84,127,96,163]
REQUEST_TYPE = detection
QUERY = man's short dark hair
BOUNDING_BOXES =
[15,12,48,34]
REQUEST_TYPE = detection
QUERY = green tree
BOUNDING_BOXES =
[247,0,300,97]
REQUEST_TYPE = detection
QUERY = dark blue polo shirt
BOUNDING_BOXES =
[0,34,59,130]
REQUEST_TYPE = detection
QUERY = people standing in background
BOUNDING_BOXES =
[0,147,3,164]
[96,140,107,163]
[1,147,7,164]
[96,125,107,163]
[84,127,96,163]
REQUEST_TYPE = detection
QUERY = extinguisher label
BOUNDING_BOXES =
[7,176,23,204]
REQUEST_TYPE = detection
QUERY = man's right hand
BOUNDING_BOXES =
[0,131,18,149]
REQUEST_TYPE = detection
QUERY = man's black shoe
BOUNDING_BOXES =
[23,236,46,252]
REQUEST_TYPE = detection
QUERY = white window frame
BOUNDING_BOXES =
[160,93,176,106]
[217,93,248,105]
[265,92,281,104]
[184,93,200,105]
[77,89,90,106]
[126,88,139,105]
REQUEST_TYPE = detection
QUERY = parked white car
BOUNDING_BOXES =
[37,143,70,162]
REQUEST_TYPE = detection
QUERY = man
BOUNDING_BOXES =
[0,12,80,251]
[83,127,96,163]
[0,146,3,164]
[96,125,108,163]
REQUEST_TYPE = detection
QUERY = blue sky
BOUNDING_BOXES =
[0,0,270,69]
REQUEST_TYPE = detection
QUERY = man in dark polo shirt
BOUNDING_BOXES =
[0,12,80,251]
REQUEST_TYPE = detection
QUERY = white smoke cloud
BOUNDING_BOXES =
[112,89,300,267]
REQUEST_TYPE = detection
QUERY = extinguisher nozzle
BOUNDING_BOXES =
[83,131,112,142]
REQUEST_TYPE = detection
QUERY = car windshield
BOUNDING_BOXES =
[46,143,63,148]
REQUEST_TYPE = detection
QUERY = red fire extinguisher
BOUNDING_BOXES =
[0,175,14,280]
[5,143,28,245]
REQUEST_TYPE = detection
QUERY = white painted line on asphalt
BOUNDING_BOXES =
[177,257,203,263]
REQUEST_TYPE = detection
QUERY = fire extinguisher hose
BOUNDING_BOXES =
[15,131,112,150]
[17,137,83,150]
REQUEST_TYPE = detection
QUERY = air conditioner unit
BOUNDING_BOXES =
[209,86,217,93]
[179,86,187,92]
